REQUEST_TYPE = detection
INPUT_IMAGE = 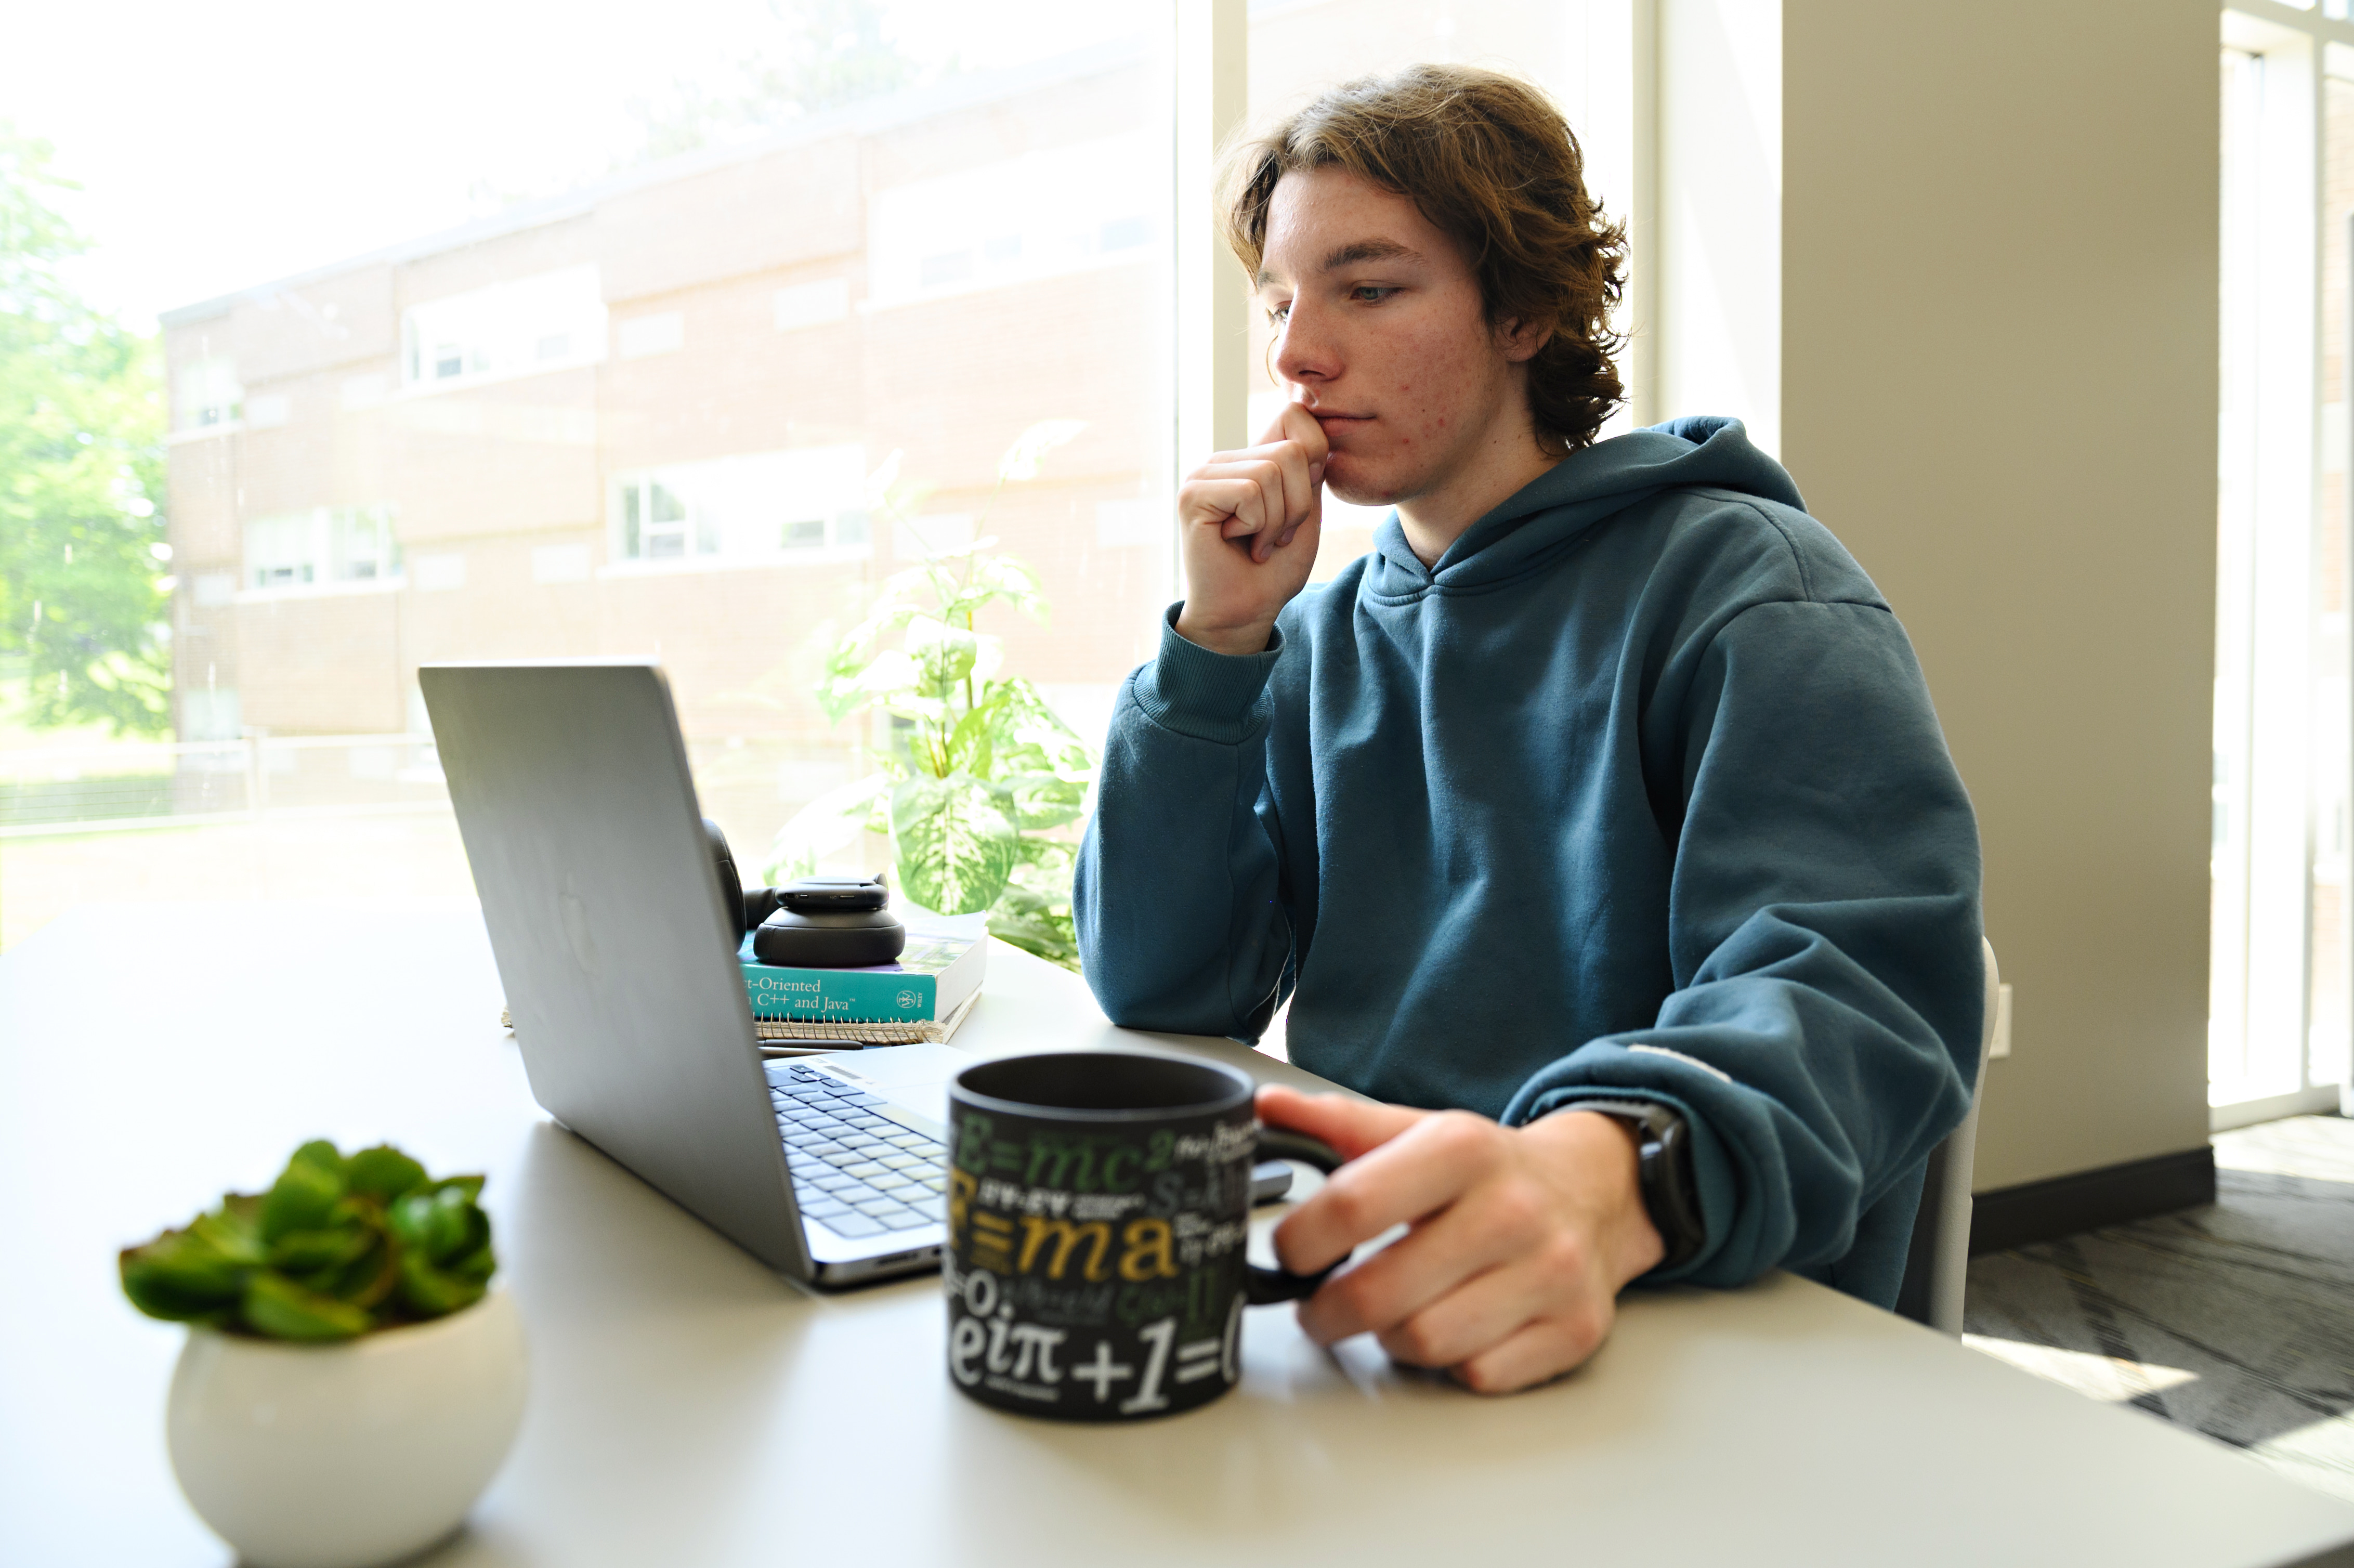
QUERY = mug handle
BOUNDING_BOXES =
[1244,1125,1346,1305]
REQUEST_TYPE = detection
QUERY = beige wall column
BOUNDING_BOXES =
[1778,0,2220,1189]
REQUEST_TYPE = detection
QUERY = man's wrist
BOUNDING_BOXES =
[1172,607,1278,658]
[1522,1109,1668,1290]
[1569,1100,1705,1274]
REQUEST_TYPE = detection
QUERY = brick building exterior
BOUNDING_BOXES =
[160,44,1176,751]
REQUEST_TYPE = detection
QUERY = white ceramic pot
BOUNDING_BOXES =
[166,1290,527,1568]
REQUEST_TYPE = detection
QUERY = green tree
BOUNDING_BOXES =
[0,125,168,735]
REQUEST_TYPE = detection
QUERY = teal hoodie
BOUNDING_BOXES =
[1075,417,1984,1306]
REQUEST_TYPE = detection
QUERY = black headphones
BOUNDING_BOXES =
[704,819,907,970]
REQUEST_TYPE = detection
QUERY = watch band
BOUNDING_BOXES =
[1571,1099,1705,1272]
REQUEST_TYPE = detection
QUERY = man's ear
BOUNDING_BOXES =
[1495,315,1554,364]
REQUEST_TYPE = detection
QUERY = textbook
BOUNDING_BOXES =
[496,929,987,1049]
[736,929,986,1039]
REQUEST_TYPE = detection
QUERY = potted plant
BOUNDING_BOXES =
[120,1139,526,1568]
[765,421,1101,969]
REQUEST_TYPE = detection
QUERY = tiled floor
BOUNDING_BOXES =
[1964,1115,2354,1504]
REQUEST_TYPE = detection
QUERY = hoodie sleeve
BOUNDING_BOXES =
[1074,606,1294,1038]
[1502,597,1983,1304]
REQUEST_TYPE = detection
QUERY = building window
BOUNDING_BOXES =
[400,264,606,391]
[611,446,869,566]
[244,506,401,590]
[868,136,1157,306]
[175,354,242,430]
[622,478,697,560]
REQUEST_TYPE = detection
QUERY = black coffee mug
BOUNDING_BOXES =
[945,1051,1342,1421]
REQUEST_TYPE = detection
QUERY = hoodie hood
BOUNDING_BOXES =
[1362,416,1807,598]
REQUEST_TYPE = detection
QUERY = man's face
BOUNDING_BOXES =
[1256,166,1533,511]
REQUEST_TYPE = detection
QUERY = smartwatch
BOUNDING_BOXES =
[1570,1099,1705,1272]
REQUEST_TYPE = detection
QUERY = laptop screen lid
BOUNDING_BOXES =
[421,659,813,1279]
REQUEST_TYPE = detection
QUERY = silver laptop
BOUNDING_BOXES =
[420,658,953,1287]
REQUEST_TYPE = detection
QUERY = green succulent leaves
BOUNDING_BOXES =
[388,1176,496,1317]
[119,1141,495,1342]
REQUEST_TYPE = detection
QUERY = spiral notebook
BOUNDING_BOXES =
[749,987,981,1051]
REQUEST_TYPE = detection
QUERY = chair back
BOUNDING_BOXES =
[1893,938,1999,1335]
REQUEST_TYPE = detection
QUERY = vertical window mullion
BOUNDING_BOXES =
[2217,12,2327,1119]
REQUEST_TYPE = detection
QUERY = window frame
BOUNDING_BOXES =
[2214,1,2347,1128]
[397,263,609,396]
[604,449,876,577]
[237,506,405,602]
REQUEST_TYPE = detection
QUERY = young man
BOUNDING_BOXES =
[1076,66,1981,1394]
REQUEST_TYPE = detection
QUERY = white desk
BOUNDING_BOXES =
[4,902,2351,1567]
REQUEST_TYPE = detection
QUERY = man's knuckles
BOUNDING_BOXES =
[1471,1176,1553,1251]
[1307,1260,1396,1339]
[1376,1310,1459,1367]
[1411,1108,1507,1171]
[1303,1170,1385,1242]
[1265,1091,1419,1157]
[1558,1298,1612,1363]
[1178,478,1257,530]
[1451,1357,1518,1395]
[1453,1306,1612,1396]
[1455,1341,1560,1396]
[1451,1334,1557,1395]
[1527,1223,1593,1291]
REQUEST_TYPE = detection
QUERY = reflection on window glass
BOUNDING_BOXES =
[175,354,242,430]
[245,507,402,590]
[612,448,869,566]
[868,136,1159,304]
[0,1,1177,957]
[401,264,607,389]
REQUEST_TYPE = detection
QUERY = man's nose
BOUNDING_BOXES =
[1272,306,1337,385]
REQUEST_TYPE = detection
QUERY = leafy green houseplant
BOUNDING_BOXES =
[120,1139,495,1341]
[765,422,1101,969]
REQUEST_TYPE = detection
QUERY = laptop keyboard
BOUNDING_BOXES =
[766,1062,947,1239]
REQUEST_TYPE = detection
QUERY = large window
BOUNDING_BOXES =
[0,2,1650,961]
[0,3,1188,952]
[2213,7,2354,1125]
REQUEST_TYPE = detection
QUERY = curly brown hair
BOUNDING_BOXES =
[1221,64,1628,455]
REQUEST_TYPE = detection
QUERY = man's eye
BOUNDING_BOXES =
[1350,286,1395,304]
